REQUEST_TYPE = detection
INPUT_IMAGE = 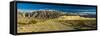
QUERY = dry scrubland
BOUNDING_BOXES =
[17,15,96,33]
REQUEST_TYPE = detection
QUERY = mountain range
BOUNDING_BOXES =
[17,9,96,19]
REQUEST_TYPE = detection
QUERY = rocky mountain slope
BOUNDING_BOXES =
[18,10,65,19]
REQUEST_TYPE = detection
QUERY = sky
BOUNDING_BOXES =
[17,3,96,14]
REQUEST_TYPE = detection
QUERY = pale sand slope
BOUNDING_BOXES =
[17,16,96,33]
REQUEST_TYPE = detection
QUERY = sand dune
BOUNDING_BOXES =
[17,10,96,33]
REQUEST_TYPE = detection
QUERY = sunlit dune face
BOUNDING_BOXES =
[58,15,96,20]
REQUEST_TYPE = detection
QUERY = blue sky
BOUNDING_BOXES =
[17,3,96,13]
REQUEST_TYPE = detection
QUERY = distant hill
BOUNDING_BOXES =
[65,12,96,18]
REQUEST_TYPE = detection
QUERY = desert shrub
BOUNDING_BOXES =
[29,20,37,24]
[17,22,28,25]
[57,20,65,22]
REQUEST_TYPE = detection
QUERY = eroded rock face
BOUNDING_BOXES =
[18,10,65,19]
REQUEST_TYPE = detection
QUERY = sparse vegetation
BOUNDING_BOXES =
[29,19,37,24]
